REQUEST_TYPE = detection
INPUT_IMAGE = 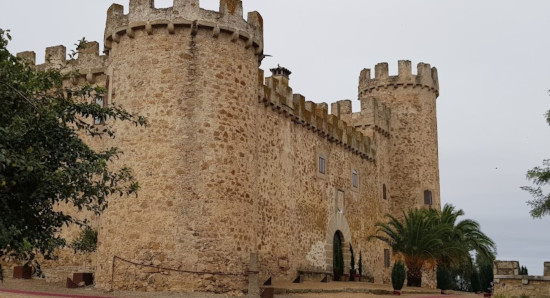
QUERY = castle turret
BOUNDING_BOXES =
[358,60,441,211]
[95,0,263,292]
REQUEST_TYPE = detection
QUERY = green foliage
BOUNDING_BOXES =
[437,265,452,290]
[391,261,406,290]
[70,227,98,253]
[358,251,363,278]
[521,102,550,218]
[370,204,496,288]
[370,208,449,287]
[478,261,494,293]
[333,233,344,281]
[349,243,356,281]
[521,159,550,218]
[520,265,528,275]
[519,294,530,298]
[470,267,481,293]
[349,243,355,271]
[0,29,146,262]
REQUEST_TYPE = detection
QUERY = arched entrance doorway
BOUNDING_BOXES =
[333,231,344,281]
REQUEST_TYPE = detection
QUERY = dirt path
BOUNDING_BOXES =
[0,278,484,298]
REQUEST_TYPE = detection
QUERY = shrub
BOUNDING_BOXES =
[349,244,356,281]
[470,268,481,293]
[70,227,98,253]
[358,251,363,278]
[520,266,528,275]
[479,262,494,293]
[391,261,406,290]
[437,265,452,290]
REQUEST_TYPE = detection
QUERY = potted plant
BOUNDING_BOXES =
[349,243,356,281]
[69,227,98,286]
[357,251,363,282]
[391,261,406,295]
[3,240,35,280]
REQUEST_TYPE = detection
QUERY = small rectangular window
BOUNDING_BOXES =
[424,190,433,205]
[352,170,358,188]
[94,96,104,125]
[383,184,387,200]
[319,156,326,174]
[384,249,390,268]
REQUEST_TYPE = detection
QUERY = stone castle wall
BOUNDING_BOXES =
[494,261,550,298]
[255,72,393,284]
[15,0,442,293]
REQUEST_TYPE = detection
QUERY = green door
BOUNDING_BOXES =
[333,232,344,281]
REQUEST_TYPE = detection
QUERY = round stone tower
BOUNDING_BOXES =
[95,0,263,292]
[358,61,440,211]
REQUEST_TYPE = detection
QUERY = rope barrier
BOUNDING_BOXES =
[109,255,258,291]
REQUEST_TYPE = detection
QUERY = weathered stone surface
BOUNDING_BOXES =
[16,0,444,294]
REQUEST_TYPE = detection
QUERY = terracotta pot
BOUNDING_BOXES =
[73,272,94,286]
[393,290,401,295]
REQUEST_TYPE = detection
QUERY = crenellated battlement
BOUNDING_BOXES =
[260,69,376,161]
[104,0,263,55]
[16,42,108,84]
[331,99,391,137]
[359,60,439,97]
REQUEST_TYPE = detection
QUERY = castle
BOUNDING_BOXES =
[15,0,441,294]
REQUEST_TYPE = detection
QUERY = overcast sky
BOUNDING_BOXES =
[1,0,550,275]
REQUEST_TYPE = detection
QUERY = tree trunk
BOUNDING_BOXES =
[406,265,422,287]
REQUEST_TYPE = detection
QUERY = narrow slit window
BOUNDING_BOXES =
[319,155,326,174]
[424,190,433,205]
[352,170,358,188]
[383,184,387,200]
[384,249,390,268]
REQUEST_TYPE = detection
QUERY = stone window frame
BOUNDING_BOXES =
[352,169,358,188]
[424,190,433,206]
[319,154,326,174]
[384,248,390,268]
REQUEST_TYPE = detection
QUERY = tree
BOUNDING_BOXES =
[370,208,449,287]
[370,205,496,288]
[520,265,528,275]
[430,204,496,268]
[478,260,494,293]
[521,160,550,218]
[0,29,146,263]
[521,105,550,218]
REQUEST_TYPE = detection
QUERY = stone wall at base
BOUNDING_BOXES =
[494,260,550,298]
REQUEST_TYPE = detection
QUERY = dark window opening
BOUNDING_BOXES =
[424,190,433,205]
[383,184,387,200]
[384,249,390,268]
[319,155,326,174]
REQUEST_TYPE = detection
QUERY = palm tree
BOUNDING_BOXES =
[371,205,496,288]
[430,204,496,267]
[369,208,449,287]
